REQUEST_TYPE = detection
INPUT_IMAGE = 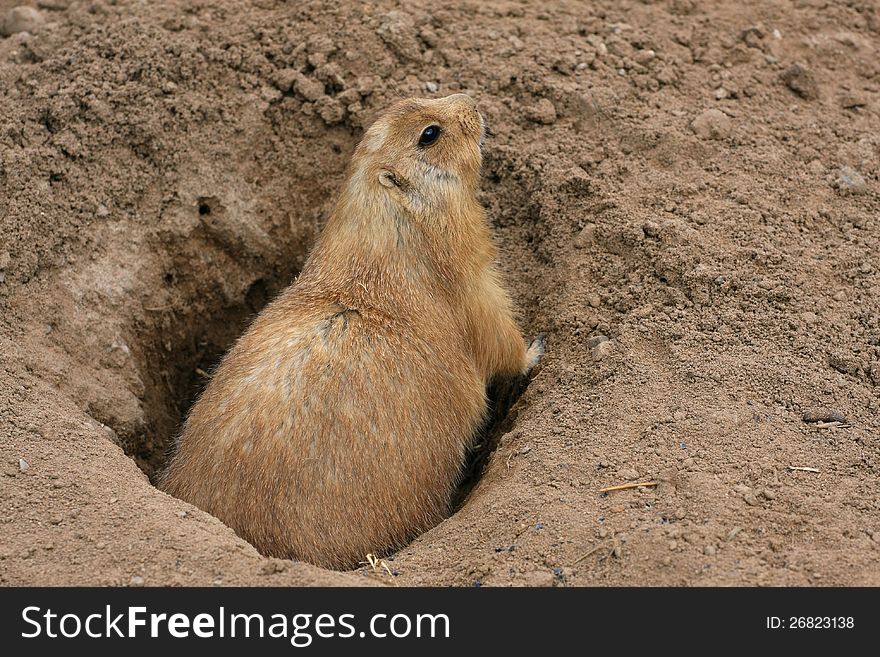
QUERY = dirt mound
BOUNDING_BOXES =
[1,0,878,586]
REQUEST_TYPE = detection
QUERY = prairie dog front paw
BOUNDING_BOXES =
[524,334,545,373]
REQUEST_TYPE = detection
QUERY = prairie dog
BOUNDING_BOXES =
[161,94,542,569]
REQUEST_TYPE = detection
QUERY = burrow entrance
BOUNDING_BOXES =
[121,197,534,529]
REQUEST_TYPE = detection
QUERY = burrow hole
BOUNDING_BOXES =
[123,197,531,551]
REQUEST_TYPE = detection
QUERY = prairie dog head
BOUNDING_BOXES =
[350,94,485,219]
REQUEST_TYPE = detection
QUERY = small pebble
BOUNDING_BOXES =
[271,68,298,92]
[690,108,731,140]
[835,166,867,195]
[293,74,324,102]
[129,575,144,587]
[703,544,717,556]
[591,340,614,362]
[633,49,655,65]
[316,97,345,125]
[781,63,819,100]
[839,90,867,109]
[1,6,45,37]
[808,159,825,175]
[520,570,555,587]
[802,407,847,424]
[424,81,439,93]
[18,458,29,472]
[527,98,557,125]
[618,467,639,481]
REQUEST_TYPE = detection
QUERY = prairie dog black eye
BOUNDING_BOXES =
[418,125,442,146]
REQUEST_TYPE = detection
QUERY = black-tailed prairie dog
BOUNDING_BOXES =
[161,94,543,569]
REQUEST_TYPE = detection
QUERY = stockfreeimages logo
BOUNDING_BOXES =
[21,606,451,646]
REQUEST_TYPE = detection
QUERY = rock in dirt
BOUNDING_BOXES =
[527,98,557,125]
[802,407,848,424]
[591,340,614,362]
[839,90,867,110]
[690,108,731,140]
[293,74,325,102]
[520,570,556,587]
[618,467,639,481]
[377,10,421,62]
[271,68,299,93]
[1,6,44,36]
[315,97,345,125]
[828,354,861,377]
[781,64,819,100]
[18,458,29,472]
[834,166,867,195]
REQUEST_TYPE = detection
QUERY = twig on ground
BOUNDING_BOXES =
[814,421,851,429]
[364,553,397,585]
[574,543,608,564]
[599,481,658,493]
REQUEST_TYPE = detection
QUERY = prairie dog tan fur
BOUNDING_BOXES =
[161,94,542,569]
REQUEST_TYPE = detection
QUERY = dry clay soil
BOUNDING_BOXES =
[1,0,879,587]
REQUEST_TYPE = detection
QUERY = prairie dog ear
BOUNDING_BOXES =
[379,169,398,187]
[378,168,412,194]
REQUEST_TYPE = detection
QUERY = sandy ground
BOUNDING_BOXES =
[1,0,878,586]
